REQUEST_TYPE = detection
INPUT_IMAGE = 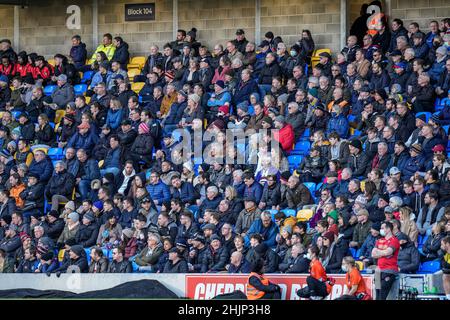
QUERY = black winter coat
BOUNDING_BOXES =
[398,242,420,273]
[130,133,154,164]
[45,170,76,199]
[76,222,100,248]
[258,61,282,85]
[20,183,45,209]
[112,42,130,68]
[325,237,349,273]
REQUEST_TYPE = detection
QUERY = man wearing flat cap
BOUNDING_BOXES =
[51,73,75,110]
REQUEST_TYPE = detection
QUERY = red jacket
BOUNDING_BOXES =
[33,64,54,81]
[15,63,33,78]
[0,63,16,78]
[274,123,294,152]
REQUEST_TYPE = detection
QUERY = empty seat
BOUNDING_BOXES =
[291,141,310,155]
[297,209,314,221]
[74,84,88,96]
[287,155,302,171]
[131,82,145,93]
[44,85,57,96]
[127,68,141,80]
[418,260,441,274]
[80,71,94,84]
[128,56,146,70]
[48,147,63,160]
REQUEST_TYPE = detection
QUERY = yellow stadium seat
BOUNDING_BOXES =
[311,48,332,68]
[129,56,146,69]
[127,68,141,80]
[297,209,314,222]
[360,180,366,192]
[54,122,60,133]
[85,96,91,104]
[131,82,145,93]
[98,160,104,168]
[58,249,65,262]
[47,58,56,67]
[355,261,364,271]
[0,111,4,119]
[31,146,49,154]
[55,110,66,124]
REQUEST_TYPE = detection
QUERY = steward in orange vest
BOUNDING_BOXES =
[246,258,281,300]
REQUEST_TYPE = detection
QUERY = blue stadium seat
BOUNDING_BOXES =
[443,125,449,135]
[80,71,94,84]
[291,141,310,156]
[315,182,323,192]
[303,182,316,195]
[302,128,310,139]
[281,209,296,218]
[416,112,431,123]
[85,248,91,264]
[12,111,21,120]
[172,130,182,142]
[347,115,356,122]
[74,84,88,96]
[268,209,279,222]
[349,248,358,259]
[287,155,302,171]
[418,260,441,274]
[49,122,55,129]
[44,85,57,96]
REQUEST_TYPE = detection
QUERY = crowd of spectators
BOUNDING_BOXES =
[0,11,449,299]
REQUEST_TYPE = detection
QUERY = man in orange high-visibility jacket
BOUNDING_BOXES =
[246,258,281,300]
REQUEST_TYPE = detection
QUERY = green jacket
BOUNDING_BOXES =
[352,221,373,247]
[135,244,163,266]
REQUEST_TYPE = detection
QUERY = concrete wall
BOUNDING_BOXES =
[392,0,450,30]
[18,0,93,57]
[260,0,341,53]
[0,5,14,39]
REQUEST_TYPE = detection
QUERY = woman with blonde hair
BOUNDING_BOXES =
[399,206,419,245]
[225,185,243,224]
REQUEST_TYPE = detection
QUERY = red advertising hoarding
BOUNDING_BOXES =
[185,274,374,300]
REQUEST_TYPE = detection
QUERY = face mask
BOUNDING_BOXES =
[290,50,297,57]
[342,264,348,272]
[306,253,312,260]
[380,229,386,237]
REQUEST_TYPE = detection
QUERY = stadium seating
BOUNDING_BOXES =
[127,68,141,80]
[418,260,441,274]
[48,147,64,161]
[269,209,280,222]
[80,71,94,84]
[74,84,88,96]
[11,111,21,120]
[54,110,66,124]
[297,209,314,221]
[287,155,302,171]
[291,140,310,156]
[281,209,296,218]
[303,182,316,196]
[131,82,145,94]
[44,85,57,96]
[416,112,431,123]
[127,56,146,70]
[311,48,331,68]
